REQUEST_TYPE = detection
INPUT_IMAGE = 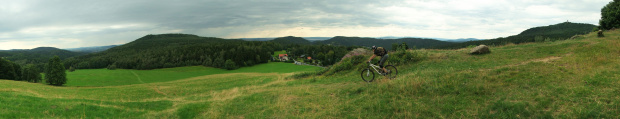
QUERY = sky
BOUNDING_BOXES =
[0,0,612,50]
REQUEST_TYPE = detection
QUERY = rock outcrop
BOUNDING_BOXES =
[469,45,490,54]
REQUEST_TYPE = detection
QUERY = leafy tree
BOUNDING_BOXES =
[11,63,22,81]
[45,56,66,86]
[401,42,409,50]
[224,59,238,70]
[22,64,42,83]
[0,58,19,80]
[213,57,225,68]
[68,66,75,72]
[600,0,620,30]
[391,43,399,51]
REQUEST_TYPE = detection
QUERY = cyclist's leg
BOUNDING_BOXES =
[379,54,389,73]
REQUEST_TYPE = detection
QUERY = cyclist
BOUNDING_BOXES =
[367,45,389,75]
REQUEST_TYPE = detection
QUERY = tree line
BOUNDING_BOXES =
[63,34,282,70]
[0,56,67,86]
[437,22,597,49]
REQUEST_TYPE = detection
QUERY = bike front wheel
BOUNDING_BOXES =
[361,68,375,82]
[384,65,398,79]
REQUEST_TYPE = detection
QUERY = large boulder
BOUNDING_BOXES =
[469,45,490,54]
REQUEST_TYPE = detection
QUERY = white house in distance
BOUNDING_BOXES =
[278,54,289,61]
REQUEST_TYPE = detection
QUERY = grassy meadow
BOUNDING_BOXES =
[2,30,620,118]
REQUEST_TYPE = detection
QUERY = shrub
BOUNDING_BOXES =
[388,49,427,66]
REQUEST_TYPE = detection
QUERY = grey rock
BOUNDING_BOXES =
[470,45,490,54]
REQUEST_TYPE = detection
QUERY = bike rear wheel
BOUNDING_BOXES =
[385,65,398,79]
[361,68,375,82]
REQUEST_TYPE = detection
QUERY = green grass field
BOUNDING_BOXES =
[272,50,287,58]
[66,62,322,86]
[2,30,620,118]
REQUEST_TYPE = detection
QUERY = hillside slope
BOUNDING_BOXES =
[0,30,618,118]
[63,34,279,70]
[305,29,619,118]
[316,36,455,49]
[439,22,596,49]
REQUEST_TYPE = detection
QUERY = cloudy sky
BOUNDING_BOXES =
[0,0,611,50]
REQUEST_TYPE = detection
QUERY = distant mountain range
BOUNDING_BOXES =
[64,45,118,53]
[438,22,596,49]
[242,36,482,43]
[0,22,597,71]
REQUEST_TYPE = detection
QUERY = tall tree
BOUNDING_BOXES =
[45,56,67,86]
[600,0,620,30]
[22,64,42,83]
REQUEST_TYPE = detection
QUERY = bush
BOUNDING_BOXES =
[599,0,620,30]
[388,49,427,66]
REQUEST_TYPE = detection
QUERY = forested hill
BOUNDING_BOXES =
[0,47,85,65]
[314,36,455,49]
[63,34,280,70]
[65,45,118,53]
[438,22,596,49]
[269,36,312,45]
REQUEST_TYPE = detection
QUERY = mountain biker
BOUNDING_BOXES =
[367,45,389,74]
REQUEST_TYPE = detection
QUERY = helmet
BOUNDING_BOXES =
[371,45,376,50]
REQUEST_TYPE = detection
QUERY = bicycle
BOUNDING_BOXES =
[361,63,397,82]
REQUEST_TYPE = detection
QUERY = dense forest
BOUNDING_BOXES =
[65,45,118,53]
[315,36,455,49]
[266,36,455,50]
[437,22,596,49]
[63,34,360,70]
[0,22,598,72]
[0,47,86,72]
[63,34,281,70]
[286,44,357,66]
[269,36,313,45]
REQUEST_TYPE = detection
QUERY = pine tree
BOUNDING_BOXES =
[45,56,67,86]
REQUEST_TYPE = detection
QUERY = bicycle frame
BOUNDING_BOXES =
[367,64,383,74]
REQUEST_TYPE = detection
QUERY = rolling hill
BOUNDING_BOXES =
[63,33,278,70]
[316,36,456,49]
[0,47,86,71]
[65,45,118,53]
[1,29,618,118]
[438,22,596,49]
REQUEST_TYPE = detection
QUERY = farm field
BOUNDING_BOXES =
[1,30,620,118]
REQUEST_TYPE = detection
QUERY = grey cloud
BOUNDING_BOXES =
[0,0,611,49]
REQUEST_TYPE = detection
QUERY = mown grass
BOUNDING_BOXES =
[1,30,619,118]
[66,62,321,86]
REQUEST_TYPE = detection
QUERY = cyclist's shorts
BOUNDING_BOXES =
[379,54,389,68]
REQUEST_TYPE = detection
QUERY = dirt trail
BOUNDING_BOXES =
[131,71,145,84]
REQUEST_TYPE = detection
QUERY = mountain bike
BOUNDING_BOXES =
[361,63,397,82]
